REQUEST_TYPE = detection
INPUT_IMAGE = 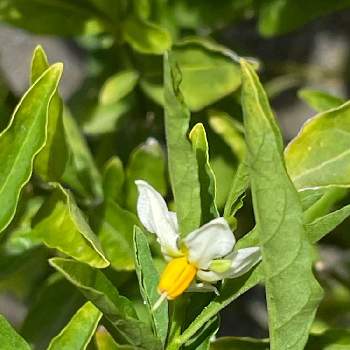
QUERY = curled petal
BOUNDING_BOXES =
[184,217,235,269]
[135,180,181,257]
[197,246,261,282]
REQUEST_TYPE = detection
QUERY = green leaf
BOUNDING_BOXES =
[102,157,125,204]
[62,110,103,204]
[0,63,62,234]
[306,329,350,349]
[189,123,219,223]
[240,59,323,350]
[208,110,245,161]
[298,89,345,112]
[173,40,241,111]
[285,101,350,190]
[31,45,68,182]
[32,183,109,268]
[0,314,31,350]
[258,0,350,37]
[95,327,134,350]
[21,276,82,350]
[125,138,166,212]
[98,200,138,270]
[100,70,139,105]
[50,258,162,350]
[164,51,201,235]
[0,0,106,36]
[211,336,269,350]
[48,301,102,350]
[134,227,168,345]
[123,16,171,54]
[305,203,350,243]
[176,266,263,347]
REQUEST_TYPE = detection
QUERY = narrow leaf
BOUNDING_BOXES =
[240,59,323,350]
[211,336,269,350]
[298,89,345,112]
[33,183,109,268]
[0,63,62,233]
[0,315,31,350]
[189,123,219,223]
[164,52,201,235]
[31,45,68,182]
[134,227,168,344]
[102,156,125,204]
[48,302,102,350]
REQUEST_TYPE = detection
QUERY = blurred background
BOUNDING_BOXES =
[1,0,350,345]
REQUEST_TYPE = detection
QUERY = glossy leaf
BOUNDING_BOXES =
[0,314,31,350]
[240,59,323,350]
[33,183,109,268]
[173,40,241,111]
[0,63,62,233]
[285,101,350,190]
[298,89,345,112]
[134,227,168,344]
[31,45,68,182]
[100,70,139,105]
[50,258,162,350]
[189,123,219,223]
[125,138,166,212]
[63,110,103,204]
[98,200,138,270]
[123,16,171,54]
[164,51,201,235]
[48,301,102,350]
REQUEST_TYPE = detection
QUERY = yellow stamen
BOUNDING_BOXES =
[158,256,197,300]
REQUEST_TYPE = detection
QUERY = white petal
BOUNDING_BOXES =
[184,217,235,269]
[224,247,261,278]
[197,247,261,283]
[135,180,181,257]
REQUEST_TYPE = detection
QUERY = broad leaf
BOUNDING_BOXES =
[0,63,62,233]
[285,101,350,190]
[95,327,134,350]
[31,45,68,182]
[100,70,139,105]
[298,89,345,112]
[0,315,31,350]
[173,40,241,111]
[102,157,125,204]
[48,301,102,350]
[50,258,162,350]
[33,183,109,268]
[189,123,219,223]
[123,16,171,54]
[240,59,323,350]
[211,336,269,350]
[134,227,168,344]
[164,52,201,235]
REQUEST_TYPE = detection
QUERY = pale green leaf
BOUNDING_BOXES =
[240,59,323,350]
[0,315,31,350]
[31,45,68,182]
[189,123,219,223]
[48,302,102,350]
[126,138,166,212]
[50,258,162,350]
[33,183,109,268]
[134,227,168,344]
[100,70,139,105]
[285,101,350,190]
[0,63,62,233]
[95,327,134,350]
[164,52,201,235]
[173,40,241,111]
[98,200,138,270]
[123,16,171,54]
[298,89,345,112]
[102,157,125,203]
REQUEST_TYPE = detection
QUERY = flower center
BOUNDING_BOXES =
[158,256,197,299]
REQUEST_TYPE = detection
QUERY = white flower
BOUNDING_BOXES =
[135,180,261,307]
